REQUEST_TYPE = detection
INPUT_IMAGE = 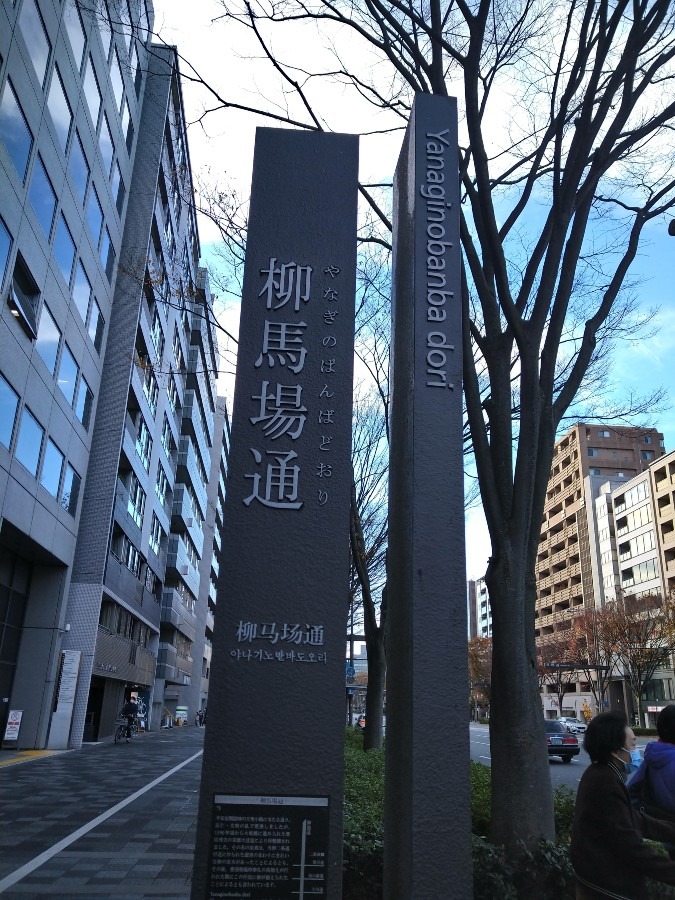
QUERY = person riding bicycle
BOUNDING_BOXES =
[121,697,138,743]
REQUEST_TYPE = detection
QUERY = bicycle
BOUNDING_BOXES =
[113,715,138,743]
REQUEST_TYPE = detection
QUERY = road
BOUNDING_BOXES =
[469,722,651,793]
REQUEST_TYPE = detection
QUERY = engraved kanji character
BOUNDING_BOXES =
[236,621,257,642]
[243,448,303,509]
[305,625,325,645]
[255,320,307,374]
[259,258,312,312]
[281,624,305,644]
[250,381,307,440]
[260,623,280,644]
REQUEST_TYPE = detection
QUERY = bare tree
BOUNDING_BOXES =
[118,0,675,851]
[468,636,492,719]
[604,594,675,727]
[569,608,617,715]
[537,638,579,718]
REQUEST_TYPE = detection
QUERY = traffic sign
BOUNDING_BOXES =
[346,666,356,678]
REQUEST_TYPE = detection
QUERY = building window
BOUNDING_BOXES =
[588,448,599,457]
[120,0,134,53]
[0,216,12,289]
[40,438,64,498]
[86,186,103,246]
[10,254,40,338]
[88,298,105,352]
[83,55,102,127]
[110,49,124,113]
[0,374,19,449]
[68,132,89,206]
[57,343,78,406]
[598,429,610,438]
[143,366,159,416]
[28,155,56,238]
[46,67,72,153]
[642,450,654,461]
[589,467,601,476]
[61,464,81,516]
[0,80,34,183]
[100,227,116,281]
[149,513,163,556]
[136,418,152,470]
[72,261,91,322]
[35,304,61,375]
[644,436,653,444]
[111,161,126,215]
[155,464,168,505]
[161,415,173,458]
[96,0,113,61]
[14,407,44,476]
[128,473,146,526]
[122,98,134,152]
[74,376,93,429]
[19,0,51,88]
[150,307,164,358]
[129,41,141,95]
[53,214,76,287]
[167,376,178,414]
[63,2,87,72]
[99,114,114,178]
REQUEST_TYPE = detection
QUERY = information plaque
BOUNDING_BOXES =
[206,794,329,899]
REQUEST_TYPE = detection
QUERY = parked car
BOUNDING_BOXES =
[545,719,580,763]
[558,716,587,734]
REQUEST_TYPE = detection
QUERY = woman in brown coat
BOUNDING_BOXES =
[570,711,675,899]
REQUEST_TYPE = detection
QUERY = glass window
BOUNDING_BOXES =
[88,297,105,351]
[63,2,87,72]
[0,216,13,290]
[19,0,51,88]
[60,464,81,516]
[121,99,134,152]
[83,56,101,127]
[110,49,124,113]
[0,80,34,182]
[72,261,91,322]
[96,0,113,60]
[149,513,162,556]
[100,227,115,281]
[47,66,72,153]
[120,0,134,52]
[28,155,57,238]
[111,161,125,215]
[129,41,141,95]
[40,438,64,497]
[14,407,44,476]
[35,303,61,375]
[99,114,114,178]
[139,2,150,45]
[68,132,89,206]
[0,374,19,449]
[53,214,75,286]
[75,376,93,429]
[86,186,103,245]
[57,343,78,405]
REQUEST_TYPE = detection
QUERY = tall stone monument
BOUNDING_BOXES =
[191,129,359,899]
[384,94,472,898]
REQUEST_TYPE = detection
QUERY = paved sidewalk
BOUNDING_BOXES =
[0,726,205,898]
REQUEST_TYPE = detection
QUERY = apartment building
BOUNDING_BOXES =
[0,0,224,749]
[468,576,491,639]
[651,449,675,599]
[535,423,664,642]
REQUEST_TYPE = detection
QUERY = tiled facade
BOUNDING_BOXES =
[0,0,225,749]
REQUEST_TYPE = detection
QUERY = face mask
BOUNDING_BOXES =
[622,747,642,773]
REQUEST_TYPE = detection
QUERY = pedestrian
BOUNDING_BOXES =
[628,704,675,820]
[570,710,675,899]
[202,708,207,725]
[121,696,138,743]
[198,709,204,727]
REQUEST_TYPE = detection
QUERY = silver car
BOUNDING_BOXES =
[558,716,586,734]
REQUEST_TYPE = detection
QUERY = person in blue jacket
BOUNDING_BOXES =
[628,704,675,815]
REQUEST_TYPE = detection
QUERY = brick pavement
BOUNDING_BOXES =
[0,725,205,898]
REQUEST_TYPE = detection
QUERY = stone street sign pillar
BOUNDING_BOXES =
[191,128,359,900]
[384,94,472,898]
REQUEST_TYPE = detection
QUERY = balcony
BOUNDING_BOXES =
[161,587,197,642]
[177,437,208,518]
[182,390,211,474]
[171,485,205,558]
[157,641,193,683]
[105,552,160,623]
[113,480,143,547]
[211,553,219,579]
[206,608,215,634]
[94,625,157,686]
[166,534,200,597]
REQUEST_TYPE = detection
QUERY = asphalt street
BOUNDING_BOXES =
[469,721,652,792]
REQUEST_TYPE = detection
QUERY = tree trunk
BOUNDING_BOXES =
[363,633,386,750]
[486,552,555,850]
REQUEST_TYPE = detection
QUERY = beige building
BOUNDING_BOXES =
[536,424,665,719]
[651,449,675,599]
